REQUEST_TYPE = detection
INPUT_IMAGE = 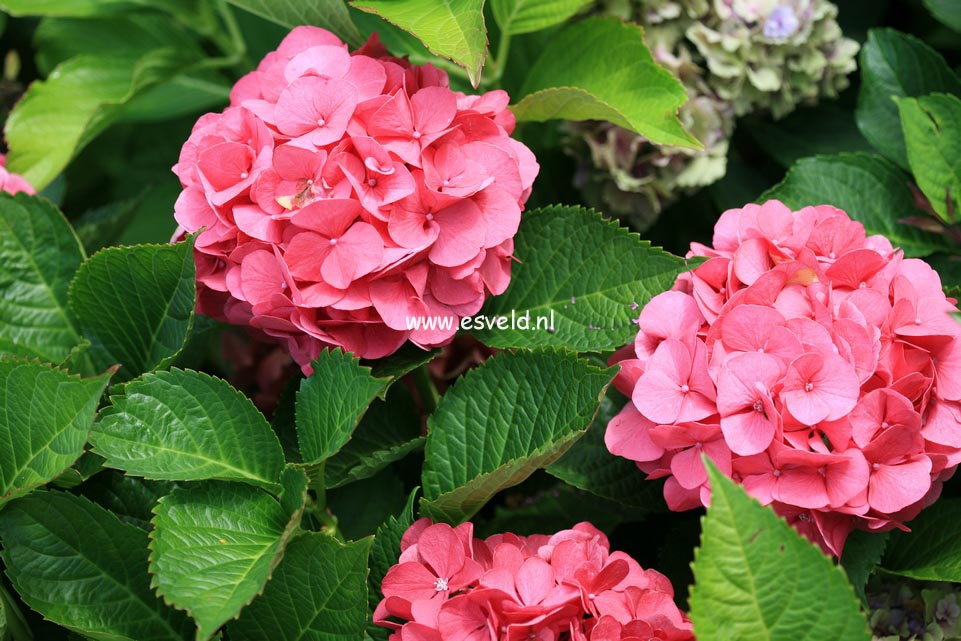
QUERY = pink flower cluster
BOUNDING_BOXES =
[0,155,34,195]
[172,27,537,371]
[375,519,694,641]
[607,200,961,555]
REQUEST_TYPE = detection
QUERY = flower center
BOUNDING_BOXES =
[434,577,449,592]
[329,238,338,246]
[425,213,434,222]
[316,118,326,127]
[753,399,764,412]
[804,382,814,392]
[240,171,249,180]
[679,384,690,393]
[412,130,422,139]
[367,178,378,188]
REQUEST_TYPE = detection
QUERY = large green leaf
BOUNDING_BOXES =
[226,0,363,47]
[81,470,178,531]
[925,0,961,33]
[296,350,389,465]
[351,0,487,86]
[324,384,424,489]
[92,369,285,491]
[0,193,84,362]
[547,388,661,509]
[0,359,111,508]
[689,464,871,641]
[420,350,614,523]
[513,17,697,147]
[856,28,961,169]
[760,153,950,257]
[0,491,194,641]
[897,93,961,222]
[881,499,961,581]
[229,534,371,641]
[472,206,696,351]
[0,0,210,20]
[69,238,196,382]
[491,0,591,35]
[149,469,308,641]
[367,488,417,634]
[840,530,889,604]
[6,49,192,190]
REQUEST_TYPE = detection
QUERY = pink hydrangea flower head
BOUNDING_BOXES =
[609,199,961,556]
[173,28,538,372]
[375,519,694,641]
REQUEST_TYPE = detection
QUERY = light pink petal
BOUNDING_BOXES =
[670,446,709,490]
[417,524,465,579]
[604,405,663,463]
[773,468,830,509]
[869,458,933,514]
[719,304,785,353]
[321,222,384,288]
[716,352,781,415]
[274,76,357,145]
[291,199,363,237]
[720,409,776,456]
[283,44,351,82]
[515,557,554,605]
[381,562,439,602]
[429,199,485,267]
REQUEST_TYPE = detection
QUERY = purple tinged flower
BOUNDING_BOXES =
[763,5,800,40]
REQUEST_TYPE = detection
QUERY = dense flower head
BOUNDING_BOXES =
[0,154,34,196]
[607,199,961,556]
[375,519,695,641]
[172,27,538,372]
[570,0,857,232]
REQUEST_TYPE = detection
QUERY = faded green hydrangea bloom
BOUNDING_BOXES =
[868,579,961,641]
[568,0,857,231]
[568,6,733,231]
[687,0,859,118]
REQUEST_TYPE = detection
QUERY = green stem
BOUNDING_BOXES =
[1,583,32,641]
[412,363,440,416]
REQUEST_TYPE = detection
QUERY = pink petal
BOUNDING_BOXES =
[429,199,485,267]
[720,409,776,456]
[869,458,933,514]
[716,352,781,415]
[321,222,384,288]
[417,524,466,579]
[381,562,440,602]
[604,405,663,462]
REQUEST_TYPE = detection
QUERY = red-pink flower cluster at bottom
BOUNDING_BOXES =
[607,199,961,556]
[375,519,694,641]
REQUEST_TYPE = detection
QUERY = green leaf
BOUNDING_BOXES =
[296,350,389,465]
[91,369,285,490]
[350,0,487,86]
[491,0,591,35]
[69,238,196,382]
[743,103,873,169]
[472,206,697,351]
[840,530,889,605]
[73,198,141,255]
[0,584,31,641]
[6,49,192,190]
[0,491,194,641]
[149,474,307,641]
[856,28,961,169]
[229,534,372,641]
[80,470,178,530]
[227,0,363,48]
[324,384,424,489]
[880,498,961,581]
[0,0,208,19]
[897,93,961,222]
[689,463,871,641]
[368,489,417,617]
[514,17,697,147]
[366,343,437,383]
[0,359,111,507]
[0,193,84,362]
[760,153,950,257]
[925,0,961,33]
[420,350,614,523]
[547,388,661,509]
[327,468,407,540]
